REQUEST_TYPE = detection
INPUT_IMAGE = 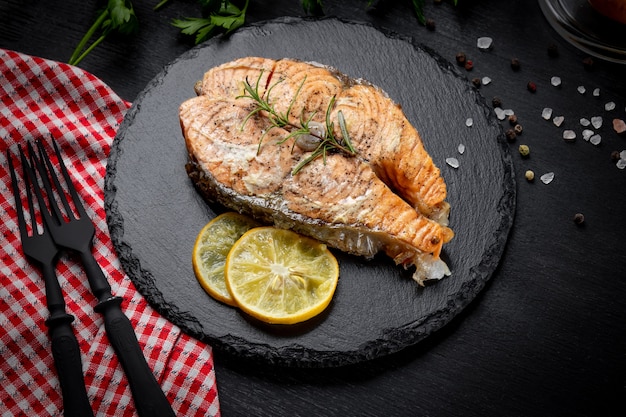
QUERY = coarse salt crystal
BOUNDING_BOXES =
[580,118,590,126]
[446,157,460,168]
[477,37,493,50]
[495,107,506,120]
[541,172,555,184]
[620,150,626,160]
[577,86,586,94]
[466,118,474,127]
[553,116,565,127]
[582,129,594,140]
[551,76,562,87]
[482,76,492,85]
[590,134,601,145]
[504,109,515,116]
[542,108,553,120]
[458,144,466,154]
[605,102,616,111]
[591,116,603,129]
[617,159,626,170]
[593,88,600,97]
[563,130,576,141]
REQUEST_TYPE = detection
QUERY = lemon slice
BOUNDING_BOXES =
[225,227,339,325]
[192,212,260,306]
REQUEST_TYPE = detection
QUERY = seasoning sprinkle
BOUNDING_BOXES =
[563,130,577,142]
[590,134,601,146]
[477,37,493,50]
[525,170,535,181]
[527,81,537,93]
[510,58,521,71]
[553,116,564,127]
[577,85,586,94]
[611,150,621,161]
[547,44,559,57]
[505,128,517,142]
[540,172,555,184]
[446,157,460,169]
[591,116,603,129]
[573,213,585,225]
[455,52,467,65]
[519,144,530,157]
[514,124,523,135]
[613,119,626,135]
[582,129,594,141]
[542,107,553,120]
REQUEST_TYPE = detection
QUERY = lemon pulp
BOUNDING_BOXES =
[192,212,260,306]
[225,227,339,324]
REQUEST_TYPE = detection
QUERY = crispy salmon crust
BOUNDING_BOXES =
[181,57,454,284]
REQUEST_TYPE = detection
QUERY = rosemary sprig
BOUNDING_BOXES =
[237,71,357,175]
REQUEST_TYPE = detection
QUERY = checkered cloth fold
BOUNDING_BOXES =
[0,49,220,416]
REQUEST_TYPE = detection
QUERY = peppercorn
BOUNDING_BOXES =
[505,129,517,142]
[426,19,436,31]
[464,60,474,71]
[519,144,530,157]
[510,58,521,71]
[583,56,594,70]
[492,97,502,108]
[527,81,537,93]
[611,150,621,161]
[456,52,467,66]
[514,124,523,135]
[547,44,559,57]
[508,114,518,126]
[573,213,585,225]
[525,170,535,181]
[472,78,481,88]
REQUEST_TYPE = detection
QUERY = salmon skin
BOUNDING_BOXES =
[180,57,454,285]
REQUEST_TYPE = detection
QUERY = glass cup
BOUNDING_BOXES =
[538,0,626,63]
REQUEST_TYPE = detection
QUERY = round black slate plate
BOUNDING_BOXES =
[105,17,516,368]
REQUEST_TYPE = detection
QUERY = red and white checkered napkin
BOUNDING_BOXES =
[0,49,220,416]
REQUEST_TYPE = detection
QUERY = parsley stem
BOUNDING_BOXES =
[70,35,107,67]
[69,10,109,65]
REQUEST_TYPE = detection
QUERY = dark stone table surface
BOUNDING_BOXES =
[2,1,625,416]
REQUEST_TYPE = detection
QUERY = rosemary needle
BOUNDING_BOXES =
[237,71,357,175]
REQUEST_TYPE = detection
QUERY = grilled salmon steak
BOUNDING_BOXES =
[181,57,454,285]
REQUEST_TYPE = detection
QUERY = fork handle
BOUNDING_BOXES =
[82,253,176,417]
[42,265,94,417]
[47,314,95,417]
[95,297,177,417]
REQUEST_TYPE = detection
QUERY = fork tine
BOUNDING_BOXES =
[40,139,88,220]
[6,148,30,239]
[21,143,59,233]
[28,141,70,225]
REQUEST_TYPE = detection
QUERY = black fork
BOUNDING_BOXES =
[29,139,176,417]
[7,146,94,417]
